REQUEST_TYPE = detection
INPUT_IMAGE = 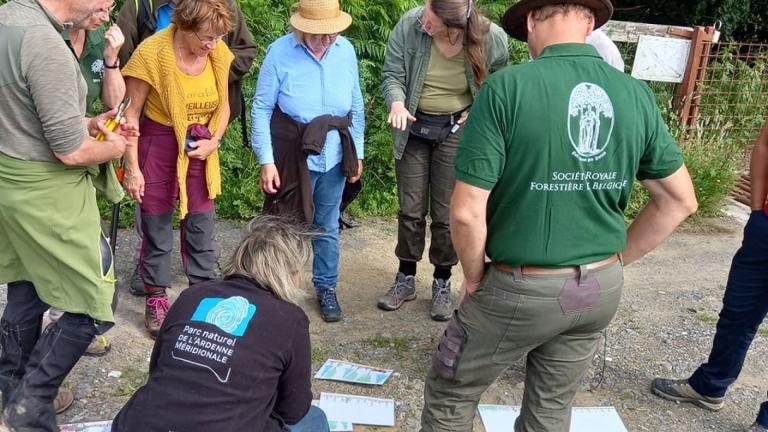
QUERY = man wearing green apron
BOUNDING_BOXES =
[420,0,699,430]
[0,0,134,427]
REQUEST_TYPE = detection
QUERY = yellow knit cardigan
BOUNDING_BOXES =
[122,25,234,219]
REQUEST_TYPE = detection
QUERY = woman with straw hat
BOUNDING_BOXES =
[252,0,365,323]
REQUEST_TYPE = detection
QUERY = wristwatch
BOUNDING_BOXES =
[104,58,120,69]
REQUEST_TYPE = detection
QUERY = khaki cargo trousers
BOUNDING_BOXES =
[421,262,623,432]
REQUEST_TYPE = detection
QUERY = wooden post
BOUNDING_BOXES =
[601,20,692,43]
[673,26,716,126]
[687,26,718,127]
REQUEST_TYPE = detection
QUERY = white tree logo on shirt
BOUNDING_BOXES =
[567,82,614,162]
[91,59,105,79]
[205,296,250,334]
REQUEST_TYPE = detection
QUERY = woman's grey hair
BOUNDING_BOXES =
[224,215,314,304]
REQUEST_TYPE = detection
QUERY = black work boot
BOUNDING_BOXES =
[0,317,42,407]
[3,314,96,431]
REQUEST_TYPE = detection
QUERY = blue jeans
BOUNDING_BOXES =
[309,163,346,294]
[689,210,768,427]
[285,406,330,432]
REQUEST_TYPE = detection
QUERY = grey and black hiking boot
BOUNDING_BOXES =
[377,272,416,311]
[129,264,144,296]
[651,378,725,411]
[430,278,452,321]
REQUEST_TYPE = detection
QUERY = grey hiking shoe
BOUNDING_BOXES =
[430,278,452,321]
[746,423,768,432]
[377,272,416,311]
[651,378,725,411]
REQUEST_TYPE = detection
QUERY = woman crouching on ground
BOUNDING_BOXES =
[112,216,329,431]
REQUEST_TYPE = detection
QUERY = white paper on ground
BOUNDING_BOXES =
[478,405,627,432]
[59,421,112,432]
[313,400,354,431]
[314,359,393,385]
[319,392,395,427]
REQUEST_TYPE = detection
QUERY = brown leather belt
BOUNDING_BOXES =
[494,254,620,275]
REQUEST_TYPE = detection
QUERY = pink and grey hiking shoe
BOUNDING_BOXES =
[145,292,170,340]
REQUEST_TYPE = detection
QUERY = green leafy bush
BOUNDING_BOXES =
[625,109,745,220]
[2,0,754,225]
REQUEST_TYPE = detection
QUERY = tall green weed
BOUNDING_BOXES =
[6,0,752,224]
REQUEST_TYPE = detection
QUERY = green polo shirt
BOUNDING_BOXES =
[62,25,107,116]
[456,43,684,267]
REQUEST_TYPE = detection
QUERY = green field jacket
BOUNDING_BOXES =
[381,6,510,159]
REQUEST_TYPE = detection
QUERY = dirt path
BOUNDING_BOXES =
[3,204,766,431]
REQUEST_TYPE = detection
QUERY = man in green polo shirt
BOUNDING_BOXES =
[420,0,698,431]
[63,12,126,116]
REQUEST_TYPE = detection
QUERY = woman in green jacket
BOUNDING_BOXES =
[378,0,508,320]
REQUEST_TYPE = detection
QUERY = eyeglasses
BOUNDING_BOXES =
[93,2,116,19]
[194,31,228,45]
[417,14,438,36]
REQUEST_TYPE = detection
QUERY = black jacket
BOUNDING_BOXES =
[112,275,313,431]
[264,106,360,223]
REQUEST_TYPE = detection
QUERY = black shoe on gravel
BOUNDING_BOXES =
[128,264,145,296]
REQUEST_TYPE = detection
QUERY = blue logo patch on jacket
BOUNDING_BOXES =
[191,296,256,337]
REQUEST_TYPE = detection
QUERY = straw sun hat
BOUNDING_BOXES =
[290,0,353,35]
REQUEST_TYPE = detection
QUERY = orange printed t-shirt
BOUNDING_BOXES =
[144,60,219,127]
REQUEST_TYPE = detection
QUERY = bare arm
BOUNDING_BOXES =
[55,126,127,166]
[622,165,698,265]
[100,25,126,110]
[451,180,491,295]
[121,76,151,203]
[750,120,768,210]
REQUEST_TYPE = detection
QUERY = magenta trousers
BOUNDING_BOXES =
[136,117,215,289]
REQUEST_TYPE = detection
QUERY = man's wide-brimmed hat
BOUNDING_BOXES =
[501,0,613,41]
[290,0,352,35]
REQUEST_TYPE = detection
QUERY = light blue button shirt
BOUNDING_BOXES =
[155,3,174,32]
[251,33,365,173]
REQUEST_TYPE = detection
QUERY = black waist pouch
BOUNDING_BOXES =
[410,111,456,143]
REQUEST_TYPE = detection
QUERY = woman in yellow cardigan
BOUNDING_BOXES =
[121,0,234,338]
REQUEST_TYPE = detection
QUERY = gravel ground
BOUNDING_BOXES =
[1,202,766,431]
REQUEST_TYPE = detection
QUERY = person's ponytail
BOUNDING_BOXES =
[463,1,490,87]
